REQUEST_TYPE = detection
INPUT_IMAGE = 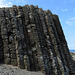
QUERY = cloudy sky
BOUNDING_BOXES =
[0,0,75,49]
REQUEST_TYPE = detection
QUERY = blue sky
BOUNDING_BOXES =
[0,0,75,49]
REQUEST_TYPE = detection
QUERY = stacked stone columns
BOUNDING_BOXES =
[0,5,74,75]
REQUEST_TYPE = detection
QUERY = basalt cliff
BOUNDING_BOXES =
[0,5,74,75]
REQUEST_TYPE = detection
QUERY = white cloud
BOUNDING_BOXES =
[61,9,68,11]
[8,2,12,4]
[69,17,75,20]
[0,0,12,7]
[66,17,75,25]
[0,0,27,8]
[74,8,75,11]
[16,0,27,5]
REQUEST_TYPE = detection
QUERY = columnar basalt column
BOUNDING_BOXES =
[0,5,74,75]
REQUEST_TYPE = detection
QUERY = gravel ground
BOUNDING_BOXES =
[0,64,44,75]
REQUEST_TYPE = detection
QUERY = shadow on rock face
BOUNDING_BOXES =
[70,53,75,73]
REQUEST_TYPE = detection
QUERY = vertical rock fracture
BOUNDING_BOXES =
[0,5,73,75]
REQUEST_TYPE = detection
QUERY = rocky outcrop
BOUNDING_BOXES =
[0,5,74,75]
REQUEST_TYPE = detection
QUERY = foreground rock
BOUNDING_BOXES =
[0,5,74,75]
[0,64,44,75]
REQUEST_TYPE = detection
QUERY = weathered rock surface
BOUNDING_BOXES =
[0,64,44,75]
[0,5,74,75]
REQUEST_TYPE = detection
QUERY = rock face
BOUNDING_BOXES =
[0,5,74,75]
